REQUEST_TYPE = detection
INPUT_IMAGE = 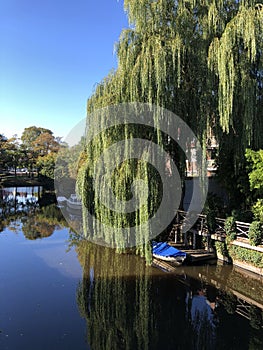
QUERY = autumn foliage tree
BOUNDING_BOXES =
[21,126,61,178]
[33,132,60,156]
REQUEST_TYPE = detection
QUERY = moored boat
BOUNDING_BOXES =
[57,196,67,206]
[152,241,186,265]
[67,194,82,210]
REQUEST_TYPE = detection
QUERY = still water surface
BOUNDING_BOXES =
[0,188,262,349]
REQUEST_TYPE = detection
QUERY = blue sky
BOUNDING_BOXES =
[0,0,128,140]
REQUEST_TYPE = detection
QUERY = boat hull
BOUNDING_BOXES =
[67,194,82,210]
[153,254,185,266]
[57,196,67,206]
[67,201,82,210]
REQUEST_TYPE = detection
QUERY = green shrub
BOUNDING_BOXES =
[252,199,263,223]
[229,245,263,268]
[215,241,229,257]
[249,221,263,246]
[225,216,236,241]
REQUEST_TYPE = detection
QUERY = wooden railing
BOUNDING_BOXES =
[172,210,262,244]
[234,221,251,240]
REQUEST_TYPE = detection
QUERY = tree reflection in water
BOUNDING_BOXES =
[0,186,67,238]
[73,238,222,350]
[75,241,156,350]
[72,236,263,350]
[22,204,67,239]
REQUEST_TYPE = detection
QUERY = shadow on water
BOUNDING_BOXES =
[71,236,263,350]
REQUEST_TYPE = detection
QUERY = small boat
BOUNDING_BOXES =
[67,194,82,210]
[57,196,67,206]
[152,241,186,265]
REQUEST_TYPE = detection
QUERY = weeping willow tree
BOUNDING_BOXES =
[88,0,263,145]
[78,0,263,259]
[207,1,263,208]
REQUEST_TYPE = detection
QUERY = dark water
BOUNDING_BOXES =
[0,188,262,349]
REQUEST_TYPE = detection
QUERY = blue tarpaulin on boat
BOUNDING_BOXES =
[152,241,186,258]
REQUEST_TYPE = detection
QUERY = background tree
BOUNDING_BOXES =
[36,153,57,179]
[5,135,24,176]
[0,134,26,178]
[33,132,60,156]
[21,126,61,178]
[21,126,53,149]
[0,134,9,171]
[1,126,62,185]
[55,136,87,196]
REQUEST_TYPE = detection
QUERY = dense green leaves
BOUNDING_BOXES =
[224,216,237,241]
[80,0,263,260]
[246,149,263,221]
[248,220,263,245]
[246,149,263,194]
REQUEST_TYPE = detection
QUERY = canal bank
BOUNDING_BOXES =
[169,210,263,276]
[215,239,263,276]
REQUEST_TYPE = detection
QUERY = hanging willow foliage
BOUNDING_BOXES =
[79,0,263,260]
[208,4,263,136]
[88,0,262,138]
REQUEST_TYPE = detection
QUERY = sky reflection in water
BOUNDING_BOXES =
[0,189,262,349]
[0,227,87,350]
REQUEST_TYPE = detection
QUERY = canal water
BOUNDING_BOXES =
[0,187,262,349]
